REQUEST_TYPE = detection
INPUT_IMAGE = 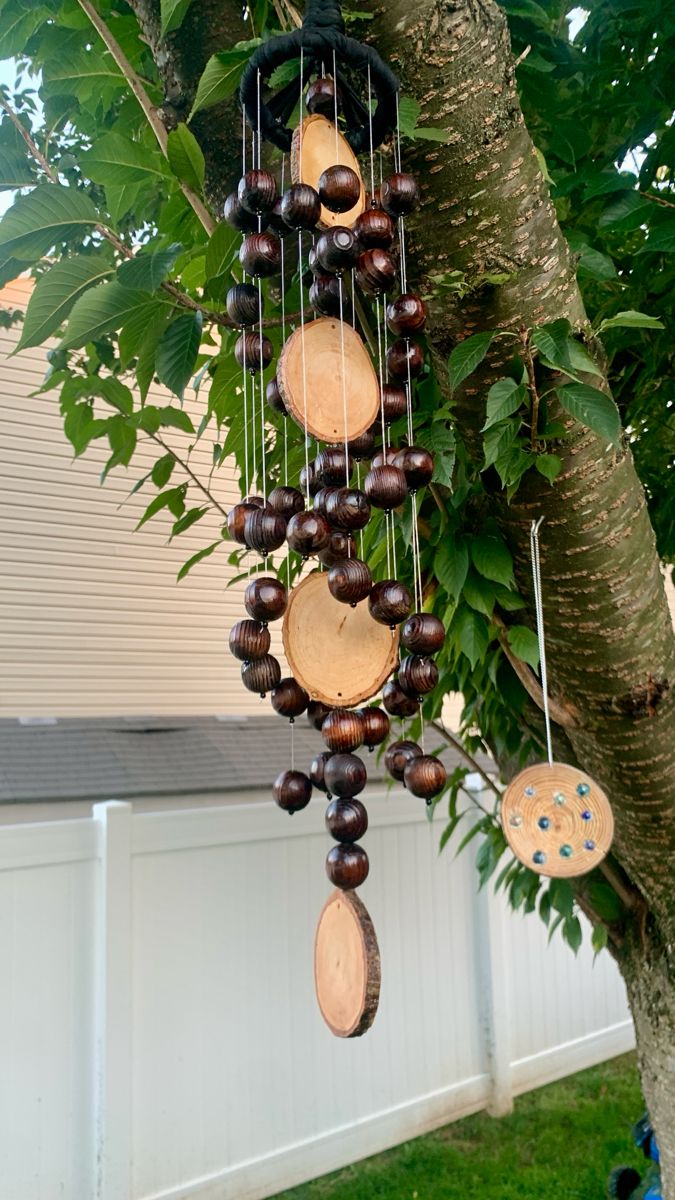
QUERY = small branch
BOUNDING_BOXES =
[598,857,640,911]
[430,717,501,803]
[521,327,541,450]
[493,612,580,729]
[150,433,230,520]
[277,0,303,28]
[0,95,56,180]
[639,188,675,210]
[574,893,623,949]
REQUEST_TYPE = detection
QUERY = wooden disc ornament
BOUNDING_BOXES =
[501,763,614,878]
[277,317,379,443]
[314,889,381,1038]
[292,115,366,229]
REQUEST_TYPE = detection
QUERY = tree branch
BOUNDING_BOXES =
[430,717,501,801]
[149,433,230,520]
[493,612,580,729]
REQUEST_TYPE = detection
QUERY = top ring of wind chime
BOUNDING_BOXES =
[224,0,447,1038]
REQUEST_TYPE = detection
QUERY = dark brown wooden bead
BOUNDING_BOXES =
[238,168,277,214]
[384,739,423,781]
[239,231,281,277]
[387,339,424,380]
[226,501,259,544]
[315,227,359,273]
[273,769,312,813]
[315,447,353,486]
[226,282,259,327]
[325,798,368,843]
[267,195,292,237]
[324,752,367,797]
[318,165,361,213]
[268,485,305,519]
[324,487,371,531]
[318,529,356,566]
[381,172,419,217]
[369,579,412,626]
[286,510,331,555]
[244,575,287,622]
[381,384,408,424]
[401,612,445,655]
[327,558,372,605]
[223,191,261,232]
[265,376,287,416]
[403,754,447,800]
[310,750,332,792]
[382,679,419,718]
[234,331,273,372]
[308,244,320,275]
[243,494,265,507]
[394,446,434,490]
[307,700,332,731]
[321,709,364,753]
[371,446,399,469]
[309,274,341,317]
[326,843,369,889]
[347,428,376,460]
[228,618,270,662]
[300,462,321,497]
[354,207,395,249]
[312,486,339,519]
[355,248,397,296]
[364,464,408,510]
[243,508,287,554]
[356,706,390,749]
[306,76,338,117]
[271,676,309,719]
[241,654,281,695]
[398,655,439,697]
[386,293,427,336]
[280,183,321,230]
[366,187,383,210]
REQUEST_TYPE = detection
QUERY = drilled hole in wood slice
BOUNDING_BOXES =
[282,571,399,707]
[314,889,381,1038]
[277,318,380,444]
[292,115,366,229]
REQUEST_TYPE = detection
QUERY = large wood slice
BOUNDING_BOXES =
[291,114,366,229]
[314,889,381,1038]
[277,317,379,444]
[283,571,398,707]
[501,762,614,878]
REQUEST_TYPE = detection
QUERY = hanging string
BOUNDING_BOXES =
[367,63,376,201]
[356,462,364,558]
[257,281,267,505]
[298,231,311,504]
[374,295,392,577]
[332,49,339,160]
[530,517,554,767]
[337,275,350,494]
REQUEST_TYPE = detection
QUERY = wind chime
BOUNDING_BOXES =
[222,0,448,1037]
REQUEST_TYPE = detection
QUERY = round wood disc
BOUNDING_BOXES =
[501,762,614,878]
[314,889,381,1038]
[291,114,366,228]
[282,570,398,707]
[277,317,380,444]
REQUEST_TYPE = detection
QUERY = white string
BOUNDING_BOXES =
[298,230,310,502]
[243,367,250,497]
[299,48,304,177]
[257,279,267,505]
[367,63,375,200]
[332,50,339,160]
[290,718,295,771]
[530,516,553,767]
[338,275,349,488]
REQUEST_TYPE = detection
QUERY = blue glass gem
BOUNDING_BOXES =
[576,782,591,797]
[584,839,596,851]
[553,792,565,806]
[537,816,550,830]
[581,810,592,822]
[559,844,573,858]
[533,850,547,865]
[524,785,536,797]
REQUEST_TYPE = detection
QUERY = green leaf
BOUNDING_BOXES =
[455,607,489,669]
[584,881,624,923]
[563,915,583,954]
[170,505,209,539]
[434,537,469,600]
[161,0,193,35]
[177,540,221,581]
[0,150,36,190]
[61,281,154,349]
[556,383,621,446]
[470,534,514,586]
[204,221,239,282]
[105,182,145,225]
[597,310,665,334]
[158,407,195,434]
[136,486,186,530]
[507,625,540,669]
[548,879,574,919]
[462,569,496,617]
[499,0,550,24]
[15,255,113,351]
[530,320,571,370]
[413,127,448,143]
[638,220,675,254]
[576,244,616,281]
[118,299,171,368]
[483,418,520,469]
[152,454,175,488]
[591,924,608,956]
[117,244,182,292]
[535,453,562,483]
[80,133,171,187]
[156,312,203,399]
[483,378,526,430]
[448,331,494,392]
[167,125,205,192]
[598,191,650,231]
[0,184,99,264]
[189,43,261,120]
[396,97,421,139]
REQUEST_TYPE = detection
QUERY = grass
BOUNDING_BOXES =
[272,1053,644,1200]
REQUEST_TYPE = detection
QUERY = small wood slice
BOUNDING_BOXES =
[292,115,366,229]
[278,317,379,444]
[282,570,399,707]
[501,762,614,878]
[314,889,381,1038]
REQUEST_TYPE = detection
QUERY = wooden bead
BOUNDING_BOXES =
[355,248,397,296]
[381,172,419,217]
[271,676,309,719]
[308,244,321,275]
[226,501,259,544]
[243,494,265,507]
[228,618,270,662]
[387,339,424,380]
[234,331,273,372]
[267,195,292,237]
[401,612,445,655]
[356,706,390,748]
[307,700,332,731]
[309,274,341,317]
[300,462,321,497]
[244,576,286,623]
[347,428,375,460]
[310,750,332,792]
[223,191,261,233]
[243,508,287,554]
[324,487,371,531]
[265,377,287,416]
[238,168,277,214]
[382,679,419,718]
[386,293,427,336]
[226,282,259,327]
[273,769,312,813]
[371,446,399,469]
[315,447,353,486]
[316,227,359,273]
[369,579,412,626]
[398,655,439,697]
[354,208,395,249]
[324,752,367,797]
[286,510,331,556]
[306,76,338,117]
[394,446,434,490]
[239,231,281,277]
[280,183,321,230]
[268,485,305,519]
[241,654,281,695]
[326,843,369,890]
[318,530,356,566]
[327,558,372,605]
[319,165,361,213]
[403,754,447,800]
[381,384,408,424]
[325,798,368,843]
[364,464,408,510]
[312,486,339,519]
[322,709,364,753]
[384,738,422,781]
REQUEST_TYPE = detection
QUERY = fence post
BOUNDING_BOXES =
[93,801,133,1200]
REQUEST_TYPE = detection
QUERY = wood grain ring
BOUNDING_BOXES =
[277,317,380,445]
[291,115,366,229]
[314,889,381,1038]
[500,762,614,878]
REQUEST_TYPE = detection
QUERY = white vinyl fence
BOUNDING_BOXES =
[0,789,634,1200]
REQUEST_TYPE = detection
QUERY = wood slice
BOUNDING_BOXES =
[314,889,381,1038]
[291,115,366,229]
[500,762,614,878]
[282,570,398,707]
[277,317,379,444]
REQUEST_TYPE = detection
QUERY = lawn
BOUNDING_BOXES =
[273,1054,644,1200]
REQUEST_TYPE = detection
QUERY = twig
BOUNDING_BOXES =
[521,327,541,450]
[430,717,501,803]
[278,0,302,28]
[493,611,580,729]
[639,189,675,210]
[149,433,230,520]
[574,893,623,949]
[598,857,640,910]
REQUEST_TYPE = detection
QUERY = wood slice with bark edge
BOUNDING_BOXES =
[291,115,366,229]
[500,762,614,879]
[277,318,380,444]
[314,889,381,1038]
[282,571,399,707]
